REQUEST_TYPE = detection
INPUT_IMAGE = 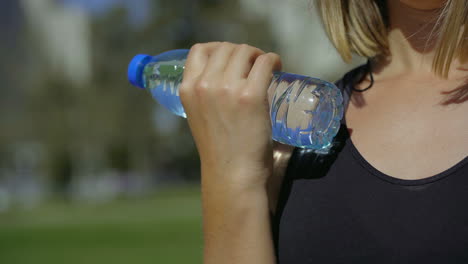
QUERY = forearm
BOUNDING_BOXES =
[201,169,276,264]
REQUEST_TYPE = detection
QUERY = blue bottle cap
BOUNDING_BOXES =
[128,54,152,89]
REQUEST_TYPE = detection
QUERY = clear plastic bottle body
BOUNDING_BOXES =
[130,49,343,153]
[268,73,343,152]
[141,50,189,118]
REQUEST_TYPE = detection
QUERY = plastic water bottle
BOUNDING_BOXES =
[127,49,343,153]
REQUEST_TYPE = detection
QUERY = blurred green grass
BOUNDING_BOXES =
[0,185,203,264]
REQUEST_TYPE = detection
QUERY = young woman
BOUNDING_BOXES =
[178,0,468,263]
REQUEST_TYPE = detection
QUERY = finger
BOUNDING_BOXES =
[202,42,236,77]
[183,42,221,82]
[224,44,264,81]
[247,53,282,91]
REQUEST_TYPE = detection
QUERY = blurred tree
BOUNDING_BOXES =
[17,0,279,197]
[0,0,27,156]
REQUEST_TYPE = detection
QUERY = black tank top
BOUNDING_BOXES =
[271,65,468,263]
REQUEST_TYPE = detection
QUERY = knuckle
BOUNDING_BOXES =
[256,52,281,68]
[194,78,210,95]
[220,41,232,46]
[256,54,272,64]
[190,43,203,53]
[236,44,263,56]
[218,83,232,95]
[219,42,235,51]
[237,43,251,51]
[267,52,281,61]
[238,91,257,105]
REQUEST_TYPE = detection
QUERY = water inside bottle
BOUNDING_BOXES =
[269,73,343,151]
[143,60,187,118]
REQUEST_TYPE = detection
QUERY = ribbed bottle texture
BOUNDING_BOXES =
[268,72,343,153]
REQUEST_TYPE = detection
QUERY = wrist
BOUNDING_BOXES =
[201,184,270,228]
[200,161,272,192]
[201,183,274,264]
[201,172,269,211]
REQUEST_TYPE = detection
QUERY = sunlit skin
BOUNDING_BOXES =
[180,1,467,263]
[345,0,467,181]
[400,0,445,10]
[374,0,467,77]
[400,0,446,10]
[272,0,467,211]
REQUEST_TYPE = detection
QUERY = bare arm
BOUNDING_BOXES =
[201,142,294,264]
[201,167,275,264]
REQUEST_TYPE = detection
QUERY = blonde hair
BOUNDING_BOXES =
[314,0,468,78]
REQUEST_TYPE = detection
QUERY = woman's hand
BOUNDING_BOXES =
[179,42,282,193]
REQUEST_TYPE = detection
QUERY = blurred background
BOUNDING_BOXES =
[0,0,362,263]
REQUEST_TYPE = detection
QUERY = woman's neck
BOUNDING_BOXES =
[374,1,466,80]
